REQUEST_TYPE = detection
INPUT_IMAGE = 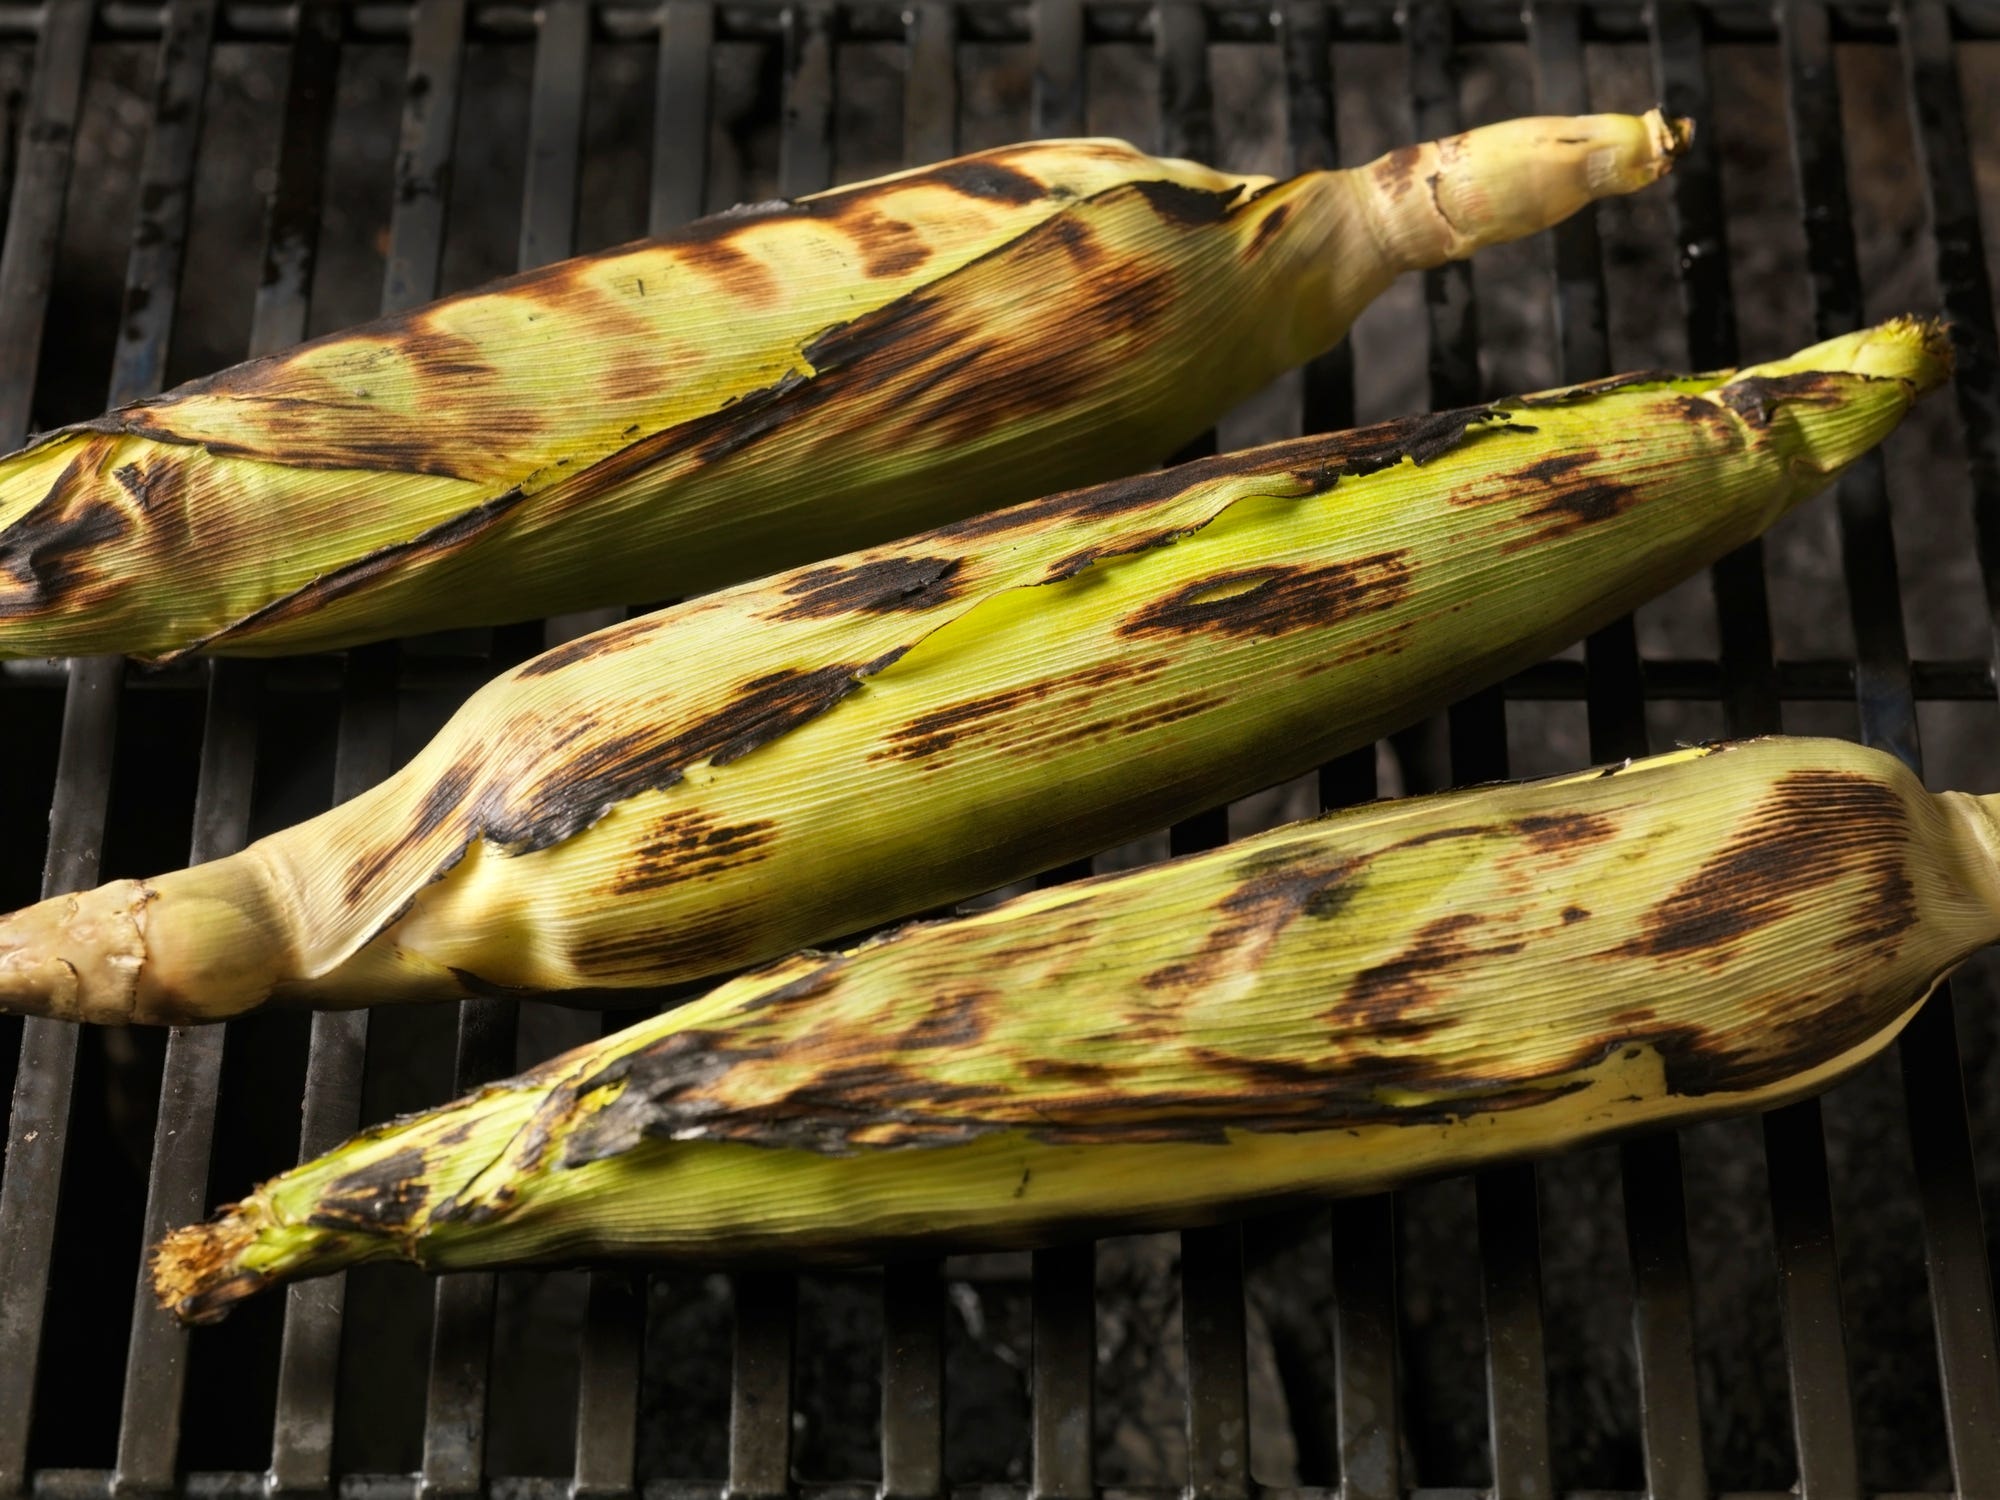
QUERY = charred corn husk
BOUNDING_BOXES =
[0,114,1689,661]
[0,319,1949,1026]
[153,733,2000,1322]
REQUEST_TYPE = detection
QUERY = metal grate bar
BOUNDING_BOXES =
[1278,0,1350,438]
[375,0,499,1489]
[522,0,589,270]
[1894,1,2000,1489]
[1023,0,1098,1439]
[880,1262,945,1500]
[0,1,114,1488]
[1767,8,1909,1494]
[0,0,1995,50]
[904,1,958,166]
[1667,0,1865,1489]
[1525,8,1709,1494]
[1030,0,1084,138]
[385,0,469,318]
[431,0,596,1477]
[1281,18,1398,1487]
[720,28,843,1485]
[1181,1227,1251,1500]
[872,29,958,1500]
[1154,14,1245,1482]
[1030,1241,1096,1500]
[1408,6,1554,1492]
[105,4,256,1482]
[1,1476,1988,1500]
[1328,1190,1400,1500]
[116,665,256,1491]
[268,0,463,1481]
[1637,11,1781,1499]
[728,1272,797,1499]
[780,2,835,200]
[651,0,713,235]
[573,1260,645,1499]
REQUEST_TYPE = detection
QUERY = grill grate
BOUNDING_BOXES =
[0,1,1997,1495]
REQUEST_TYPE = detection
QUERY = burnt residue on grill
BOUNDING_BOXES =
[1613,769,1916,966]
[1116,554,1413,640]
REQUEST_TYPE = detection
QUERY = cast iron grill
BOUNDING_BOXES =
[0,0,1995,1494]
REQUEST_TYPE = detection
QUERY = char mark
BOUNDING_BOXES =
[1128,178,1241,225]
[0,446,131,619]
[922,158,1046,204]
[1716,371,1845,428]
[1117,554,1412,640]
[1340,913,1527,1026]
[1614,769,1915,965]
[304,1145,432,1232]
[769,555,964,620]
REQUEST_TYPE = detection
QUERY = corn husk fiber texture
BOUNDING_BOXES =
[0,319,1950,1026]
[0,114,1688,660]
[151,734,2000,1323]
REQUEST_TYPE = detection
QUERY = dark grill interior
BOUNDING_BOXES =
[0,0,1997,1494]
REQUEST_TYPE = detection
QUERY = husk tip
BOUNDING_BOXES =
[1879,313,1956,392]
[1644,106,1695,163]
[151,1206,271,1326]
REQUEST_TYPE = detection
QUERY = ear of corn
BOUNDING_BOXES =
[0,114,1687,661]
[150,732,2000,1323]
[0,318,1948,1027]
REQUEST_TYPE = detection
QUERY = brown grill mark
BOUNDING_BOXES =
[515,614,665,678]
[1612,769,1915,966]
[1339,913,1527,1025]
[342,663,868,904]
[571,907,760,977]
[304,1146,431,1232]
[924,158,1046,204]
[1246,201,1292,259]
[671,234,779,303]
[941,401,1516,550]
[1118,554,1412,640]
[768,555,963,620]
[611,812,779,894]
[1513,812,1616,854]
[1487,448,1643,550]
[1717,370,1845,428]
[1515,370,1683,406]
[897,992,995,1051]
[873,658,1168,763]
[0,445,130,618]
[1129,178,1240,225]
[1142,848,1363,993]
